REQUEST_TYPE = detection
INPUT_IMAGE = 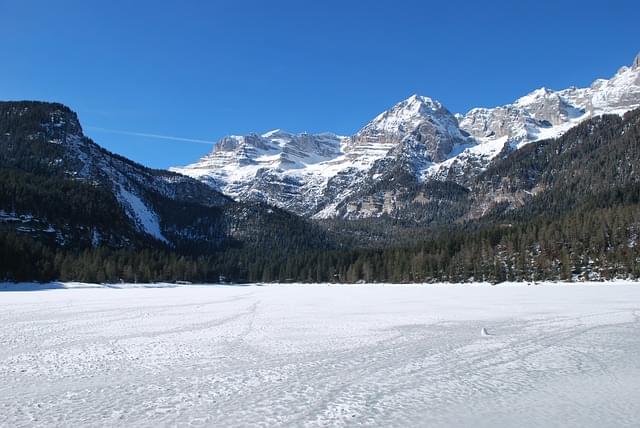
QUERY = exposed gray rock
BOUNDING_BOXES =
[173,57,640,221]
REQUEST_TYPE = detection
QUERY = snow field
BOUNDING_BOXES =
[1,283,639,427]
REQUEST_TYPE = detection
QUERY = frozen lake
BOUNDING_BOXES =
[1,282,640,427]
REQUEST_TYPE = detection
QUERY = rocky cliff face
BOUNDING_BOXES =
[173,54,640,220]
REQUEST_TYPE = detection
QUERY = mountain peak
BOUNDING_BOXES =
[633,52,640,69]
[514,87,555,106]
[174,55,640,220]
[359,93,450,137]
[403,94,442,110]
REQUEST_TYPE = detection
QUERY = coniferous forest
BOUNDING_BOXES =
[1,101,640,284]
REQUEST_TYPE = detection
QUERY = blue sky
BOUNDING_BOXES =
[1,0,639,169]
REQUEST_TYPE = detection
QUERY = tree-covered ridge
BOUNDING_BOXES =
[474,110,640,219]
[0,101,333,262]
[1,102,639,283]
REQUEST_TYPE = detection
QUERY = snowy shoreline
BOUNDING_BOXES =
[2,279,640,292]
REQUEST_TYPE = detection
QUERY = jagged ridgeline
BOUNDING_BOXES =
[1,54,640,283]
[1,102,639,283]
[173,54,640,221]
[0,101,332,282]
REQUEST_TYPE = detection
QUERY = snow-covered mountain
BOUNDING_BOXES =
[172,95,472,217]
[32,105,229,243]
[0,102,328,250]
[173,54,640,219]
[169,130,347,216]
[431,56,640,183]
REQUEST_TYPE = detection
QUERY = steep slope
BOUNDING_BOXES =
[348,95,471,164]
[316,56,640,219]
[314,95,473,219]
[3,104,640,283]
[322,109,640,282]
[171,130,347,216]
[174,95,471,218]
[0,101,331,254]
[430,54,640,183]
[469,108,640,220]
[174,54,640,221]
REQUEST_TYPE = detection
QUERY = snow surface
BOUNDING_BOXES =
[1,282,640,427]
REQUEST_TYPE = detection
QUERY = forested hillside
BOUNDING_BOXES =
[1,103,639,283]
[0,102,333,281]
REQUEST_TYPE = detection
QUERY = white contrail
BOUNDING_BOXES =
[86,126,216,145]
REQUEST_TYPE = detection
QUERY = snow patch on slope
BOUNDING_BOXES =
[117,186,168,243]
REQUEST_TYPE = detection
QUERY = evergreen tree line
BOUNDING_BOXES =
[1,104,640,284]
[2,198,639,283]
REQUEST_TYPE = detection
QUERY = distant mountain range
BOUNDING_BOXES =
[0,102,330,256]
[172,54,640,220]
[2,54,640,283]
